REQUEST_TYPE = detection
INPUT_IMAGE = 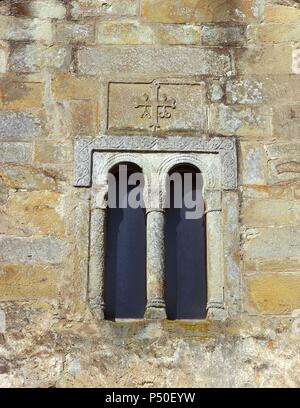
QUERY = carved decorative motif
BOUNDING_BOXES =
[134,80,176,131]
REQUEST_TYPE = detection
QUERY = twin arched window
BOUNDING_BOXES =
[104,163,207,321]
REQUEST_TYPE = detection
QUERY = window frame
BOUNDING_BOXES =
[73,135,238,322]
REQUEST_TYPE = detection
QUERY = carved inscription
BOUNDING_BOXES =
[135,80,176,131]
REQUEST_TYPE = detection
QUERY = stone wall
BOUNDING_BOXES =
[0,0,300,388]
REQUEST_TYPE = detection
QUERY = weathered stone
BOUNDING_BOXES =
[293,47,300,74]
[9,43,71,73]
[242,199,300,226]
[0,16,53,44]
[0,165,65,191]
[71,0,139,19]
[0,236,69,264]
[78,46,232,76]
[235,45,293,75]
[10,0,66,19]
[243,257,300,274]
[141,0,263,23]
[226,78,263,105]
[0,191,65,237]
[207,80,224,103]
[240,143,268,185]
[0,80,44,110]
[0,41,8,73]
[0,264,59,300]
[254,23,300,43]
[0,111,41,139]
[34,141,71,164]
[246,274,300,314]
[108,82,207,133]
[0,142,32,163]
[202,25,246,46]
[97,20,201,45]
[69,100,98,135]
[264,3,300,23]
[209,104,273,138]
[243,226,300,259]
[52,73,100,100]
[55,21,95,44]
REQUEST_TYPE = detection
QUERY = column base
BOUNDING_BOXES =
[145,299,167,320]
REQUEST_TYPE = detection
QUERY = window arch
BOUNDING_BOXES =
[165,165,207,320]
[104,163,146,320]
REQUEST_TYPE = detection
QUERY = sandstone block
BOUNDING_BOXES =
[52,73,100,100]
[34,141,72,164]
[0,80,44,110]
[243,226,300,259]
[254,23,300,43]
[235,45,293,75]
[0,264,59,300]
[0,16,53,44]
[209,104,272,138]
[55,21,95,44]
[264,4,300,23]
[141,0,263,23]
[9,43,71,73]
[0,142,32,163]
[246,274,300,314]
[0,41,8,73]
[71,0,139,19]
[0,165,64,191]
[69,100,98,135]
[78,46,232,76]
[10,0,66,19]
[272,106,300,140]
[0,111,41,140]
[202,25,246,46]
[0,191,65,237]
[97,20,201,45]
[0,236,68,264]
[242,199,300,226]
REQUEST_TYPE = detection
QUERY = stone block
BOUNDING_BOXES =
[96,20,201,45]
[0,111,41,140]
[202,25,246,46]
[71,0,139,19]
[240,143,268,185]
[242,199,300,226]
[226,78,263,105]
[272,106,300,140]
[9,43,71,73]
[0,264,59,300]
[108,81,207,133]
[34,141,72,164]
[235,45,293,75]
[0,165,65,191]
[77,46,232,77]
[69,100,98,135]
[255,23,300,43]
[209,104,273,138]
[0,16,53,44]
[0,236,69,264]
[246,274,300,314]
[141,0,263,23]
[52,73,100,100]
[0,80,44,110]
[0,142,32,163]
[264,4,300,23]
[243,226,300,259]
[0,191,65,237]
[0,41,8,73]
[55,21,95,44]
[10,0,66,19]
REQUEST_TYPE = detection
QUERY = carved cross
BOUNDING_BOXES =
[135,80,177,131]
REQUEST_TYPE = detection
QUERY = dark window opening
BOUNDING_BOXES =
[105,163,146,320]
[165,165,207,320]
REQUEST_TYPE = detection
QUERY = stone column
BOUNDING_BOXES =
[144,209,167,319]
[88,189,107,320]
